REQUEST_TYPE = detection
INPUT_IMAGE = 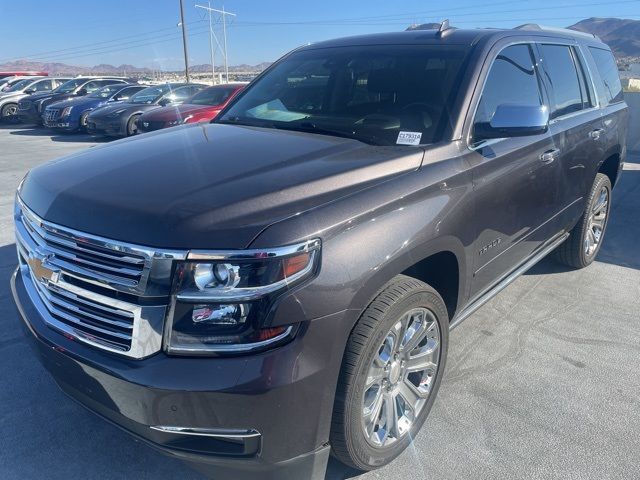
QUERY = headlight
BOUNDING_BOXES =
[182,114,194,124]
[61,106,73,117]
[165,239,320,355]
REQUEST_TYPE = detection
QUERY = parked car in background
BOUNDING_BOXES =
[137,83,244,133]
[15,77,130,124]
[0,77,70,121]
[43,84,146,133]
[86,83,204,137]
[1,75,46,92]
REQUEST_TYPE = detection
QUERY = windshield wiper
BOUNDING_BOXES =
[275,122,387,146]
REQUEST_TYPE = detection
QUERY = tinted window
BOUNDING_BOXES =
[540,44,585,118]
[55,79,86,93]
[33,79,53,91]
[473,44,542,141]
[190,86,237,106]
[219,45,468,146]
[589,47,623,105]
[130,84,175,104]
[113,86,143,100]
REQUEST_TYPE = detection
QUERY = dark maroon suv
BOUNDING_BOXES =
[11,24,627,480]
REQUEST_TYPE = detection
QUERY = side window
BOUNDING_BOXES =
[539,44,585,118]
[114,87,138,100]
[83,81,102,93]
[473,44,542,142]
[33,80,53,91]
[589,47,623,105]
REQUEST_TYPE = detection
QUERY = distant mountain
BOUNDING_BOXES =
[0,59,270,76]
[568,17,640,58]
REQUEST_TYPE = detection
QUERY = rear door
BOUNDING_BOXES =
[537,42,604,230]
[463,42,561,299]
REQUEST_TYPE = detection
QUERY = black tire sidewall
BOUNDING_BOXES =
[342,285,449,469]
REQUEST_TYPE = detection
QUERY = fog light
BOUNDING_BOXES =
[192,303,248,325]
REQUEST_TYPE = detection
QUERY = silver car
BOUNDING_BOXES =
[0,77,70,121]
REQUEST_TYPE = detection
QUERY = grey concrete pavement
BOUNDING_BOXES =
[1,124,639,480]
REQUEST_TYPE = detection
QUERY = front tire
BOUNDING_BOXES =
[330,275,448,470]
[126,114,140,136]
[1,103,18,121]
[556,173,612,269]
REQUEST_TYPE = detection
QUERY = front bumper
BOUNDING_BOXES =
[11,266,349,479]
[86,117,125,136]
[43,118,74,130]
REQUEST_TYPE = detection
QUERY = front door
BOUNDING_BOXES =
[463,43,561,299]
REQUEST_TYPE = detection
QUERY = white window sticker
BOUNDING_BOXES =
[396,131,422,146]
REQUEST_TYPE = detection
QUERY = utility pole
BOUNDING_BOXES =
[195,2,216,84]
[179,0,190,83]
[222,6,229,83]
[194,4,235,83]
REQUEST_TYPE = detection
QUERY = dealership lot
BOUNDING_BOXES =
[1,124,639,480]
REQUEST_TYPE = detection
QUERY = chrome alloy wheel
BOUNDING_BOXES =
[361,307,441,448]
[585,186,609,256]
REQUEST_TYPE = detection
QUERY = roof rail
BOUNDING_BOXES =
[514,23,598,40]
[436,19,455,38]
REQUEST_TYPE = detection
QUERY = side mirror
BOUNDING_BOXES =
[24,88,36,94]
[76,88,87,96]
[479,104,549,140]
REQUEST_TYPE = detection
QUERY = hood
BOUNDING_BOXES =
[48,96,103,110]
[89,102,157,118]
[27,91,60,101]
[20,123,422,249]
[141,104,214,122]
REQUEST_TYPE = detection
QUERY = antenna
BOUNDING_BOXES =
[437,19,453,38]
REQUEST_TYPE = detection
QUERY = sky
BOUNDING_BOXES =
[1,0,639,70]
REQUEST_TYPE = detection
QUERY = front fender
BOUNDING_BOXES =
[253,145,474,328]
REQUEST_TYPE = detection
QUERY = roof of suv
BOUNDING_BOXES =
[305,25,608,50]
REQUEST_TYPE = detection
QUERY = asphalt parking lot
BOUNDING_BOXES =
[1,123,639,480]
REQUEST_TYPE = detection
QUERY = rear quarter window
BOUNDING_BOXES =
[589,47,623,105]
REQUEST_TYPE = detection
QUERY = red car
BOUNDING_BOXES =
[137,83,244,133]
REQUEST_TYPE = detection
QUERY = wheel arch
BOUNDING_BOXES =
[598,151,622,188]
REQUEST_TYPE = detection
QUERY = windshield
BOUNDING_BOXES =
[89,84,127,99]
[130,84,174,104]
[189,86,238,106]
[218,45,468,145]
[6,79,33,92]
[55,78,86,94]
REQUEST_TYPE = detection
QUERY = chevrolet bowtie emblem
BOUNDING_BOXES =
[28,251,60,284]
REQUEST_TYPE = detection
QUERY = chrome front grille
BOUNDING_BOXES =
[18,200,149,293]
[15,197,187,358]
[43,108,61,122]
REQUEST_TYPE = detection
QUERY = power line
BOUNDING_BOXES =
[0,20,207,63]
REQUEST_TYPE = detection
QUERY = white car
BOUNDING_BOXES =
[0,77,70,120]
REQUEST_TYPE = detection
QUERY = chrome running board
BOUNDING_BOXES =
[450,232,569,330]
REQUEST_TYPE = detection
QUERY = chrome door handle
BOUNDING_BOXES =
[589,128,604,140]
[539,148,560,164]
